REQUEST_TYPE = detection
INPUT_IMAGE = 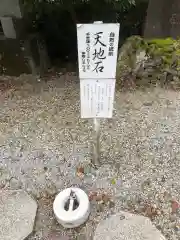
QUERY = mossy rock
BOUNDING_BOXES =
[116,36,180,89]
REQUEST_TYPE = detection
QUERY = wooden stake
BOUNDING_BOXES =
[93,118,100,166]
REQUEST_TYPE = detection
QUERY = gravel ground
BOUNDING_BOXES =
[0,74,180,240]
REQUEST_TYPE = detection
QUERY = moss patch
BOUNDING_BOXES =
[116,36,180,89]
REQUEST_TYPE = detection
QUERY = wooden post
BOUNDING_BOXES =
[93,118,100,166]
[92,21,103,166]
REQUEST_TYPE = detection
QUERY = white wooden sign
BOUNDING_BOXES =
[80,79,115,118]
[77,23,120,79]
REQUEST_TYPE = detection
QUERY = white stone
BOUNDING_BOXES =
[93,211,167,240]
[0,190,37,240]
[53,187,90,228]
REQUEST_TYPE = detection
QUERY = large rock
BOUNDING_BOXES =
[93,211,166,240]
[116,36,180,89]
[0,190,37,240]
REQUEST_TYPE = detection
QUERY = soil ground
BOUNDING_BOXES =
[0,74,180,240]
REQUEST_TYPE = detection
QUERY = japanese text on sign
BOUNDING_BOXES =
[80,79,116,118]
[77,23,120,79]
[93,32,107,73]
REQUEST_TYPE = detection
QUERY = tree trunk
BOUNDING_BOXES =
[23,39,38,76]
[170,1,180,38]
[37,37,50,77]
[144,0,172,38]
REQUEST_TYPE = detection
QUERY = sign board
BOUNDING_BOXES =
[80,79,115,118]
[77,23,120,79]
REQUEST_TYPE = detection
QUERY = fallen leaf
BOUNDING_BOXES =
[111,178,116,185]
[76,166,84,179]
[88,191,98,201]
[94,194,103,202]
[144,204,161,219]
[76,166,84,173]
[91,192,111,204]
[171,199,179,213]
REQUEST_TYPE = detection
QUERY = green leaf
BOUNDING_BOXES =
[111,178,116,185]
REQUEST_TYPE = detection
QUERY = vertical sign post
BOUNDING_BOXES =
[77,21,120,166]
